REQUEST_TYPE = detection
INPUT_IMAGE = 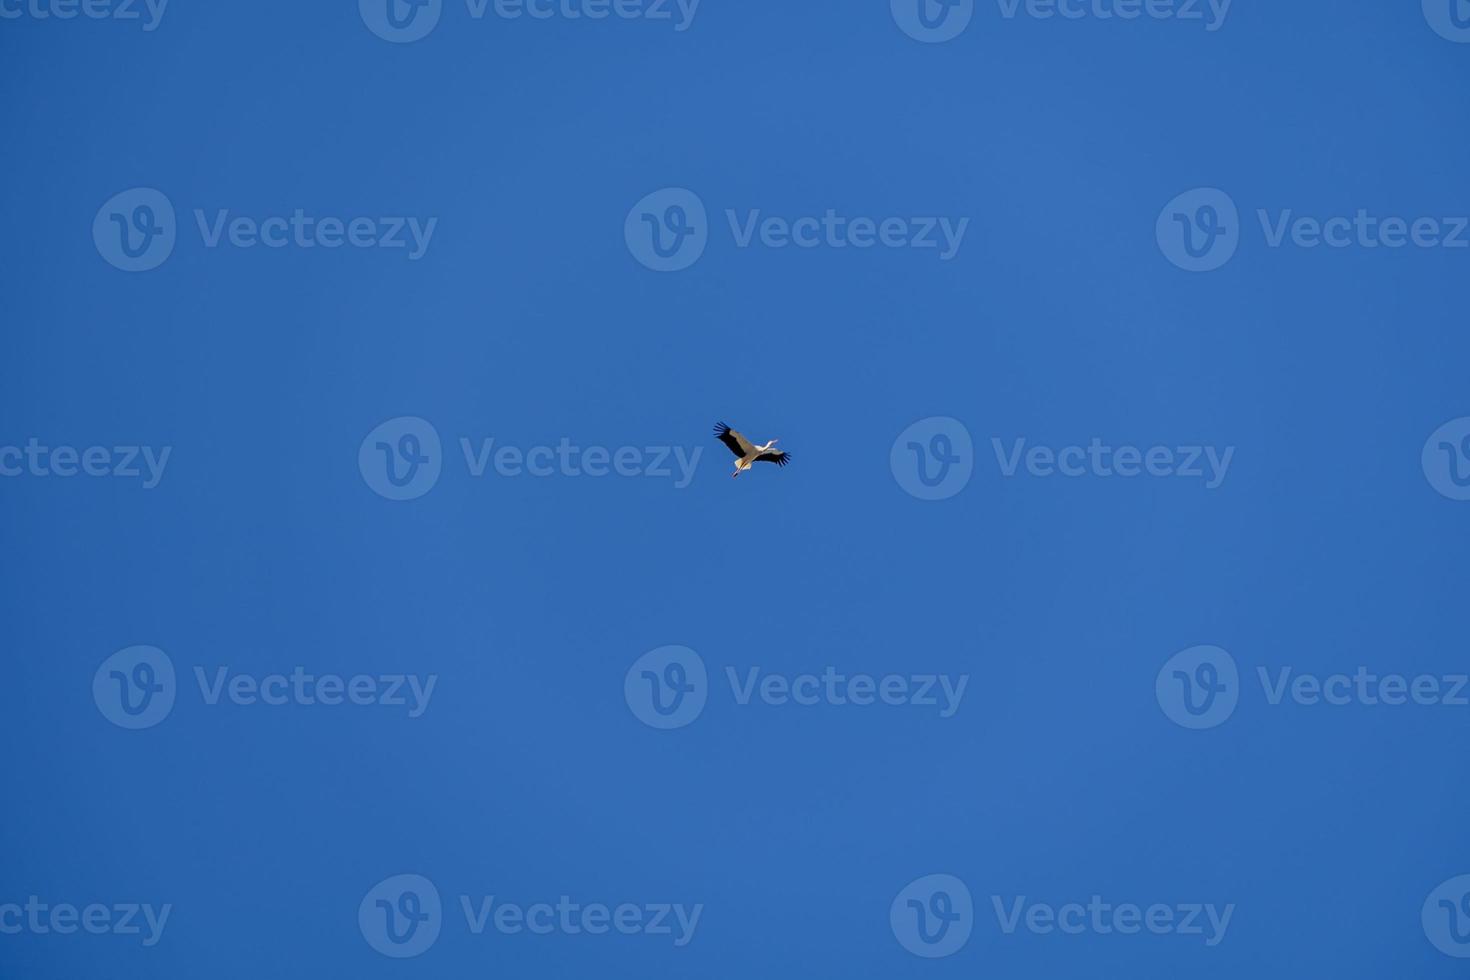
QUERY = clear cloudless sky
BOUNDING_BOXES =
[3,1,1470,977]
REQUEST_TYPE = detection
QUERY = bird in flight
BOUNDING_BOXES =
[715,422,791,478]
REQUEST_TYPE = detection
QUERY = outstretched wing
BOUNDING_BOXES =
[714,422,755,459]
[755,450,791,468]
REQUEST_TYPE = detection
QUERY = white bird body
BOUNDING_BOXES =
[715,422,792,478]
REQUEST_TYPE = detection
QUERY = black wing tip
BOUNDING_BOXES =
[714,421,731,436]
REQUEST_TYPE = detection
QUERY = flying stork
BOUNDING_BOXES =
[715,422,791,478]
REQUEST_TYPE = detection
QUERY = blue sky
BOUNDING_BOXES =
[3,1,1470,977]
